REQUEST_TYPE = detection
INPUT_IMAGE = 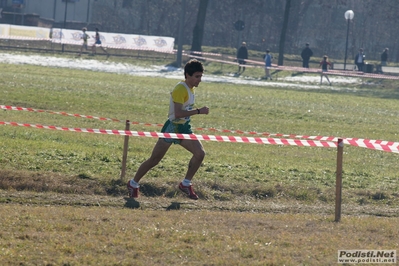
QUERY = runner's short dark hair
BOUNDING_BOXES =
[184,59,204,77]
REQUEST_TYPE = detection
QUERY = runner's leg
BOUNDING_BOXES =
[179,139,205,181]
[133,139,171,183]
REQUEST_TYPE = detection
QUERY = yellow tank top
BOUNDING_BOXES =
[168,81,195,124]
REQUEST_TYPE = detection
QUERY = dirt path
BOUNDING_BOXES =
[1,190,398,218]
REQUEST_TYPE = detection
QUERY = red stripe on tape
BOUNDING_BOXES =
[2,104,399,153]
[0,120,339,149]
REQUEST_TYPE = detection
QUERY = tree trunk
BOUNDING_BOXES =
[278,0,291,66]
[191,0,209,53]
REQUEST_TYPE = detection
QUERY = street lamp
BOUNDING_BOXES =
[344,10,354,70]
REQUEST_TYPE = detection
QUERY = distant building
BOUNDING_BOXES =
[0,0,94,28]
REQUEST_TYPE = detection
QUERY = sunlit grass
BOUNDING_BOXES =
[1,53,399,265]
[1,58,399,205]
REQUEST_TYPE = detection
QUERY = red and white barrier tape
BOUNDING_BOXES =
[1,105,123,122]
[0,104,165,127]
[0,36,49,41]
[343,138,399,153]
[3,104,399,149]
[214,54,399,80]
[2,121,399,153]
[0,121,336,148]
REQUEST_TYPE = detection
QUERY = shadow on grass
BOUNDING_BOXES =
[124,197,140,209]
[163,201,198,211]
[165,202,181,211]
[124,199,193,211]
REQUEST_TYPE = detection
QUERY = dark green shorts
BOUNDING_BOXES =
[161,120,193,144]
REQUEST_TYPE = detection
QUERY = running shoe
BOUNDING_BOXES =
[178,182,199,200]
[127,180,139,198]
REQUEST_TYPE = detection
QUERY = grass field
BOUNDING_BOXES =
[0,51,398,265]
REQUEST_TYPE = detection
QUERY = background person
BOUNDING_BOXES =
[78,27,89,56]
[92,28,109,57]
[301,43,313,68]
[264,49,273,80]
[236,42,248,74]
[319,55,332,85]
[381,48,389,66]
[127,59,209,200]
[354,48,365,71]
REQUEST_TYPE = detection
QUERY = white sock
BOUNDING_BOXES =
[182,179,192,186]
[129,179,140,188]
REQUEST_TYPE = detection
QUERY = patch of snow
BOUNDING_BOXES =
[0,52,360,90]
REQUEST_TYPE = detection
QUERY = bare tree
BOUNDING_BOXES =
[278,0,291,65]
[191,0,209,52]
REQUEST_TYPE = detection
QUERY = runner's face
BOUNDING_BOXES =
[186,71,203,88]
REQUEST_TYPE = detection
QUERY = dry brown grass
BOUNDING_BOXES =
[1,171,399,265]
[1,200,398,265]
[0,169,112,195]
[1,168,398,265]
